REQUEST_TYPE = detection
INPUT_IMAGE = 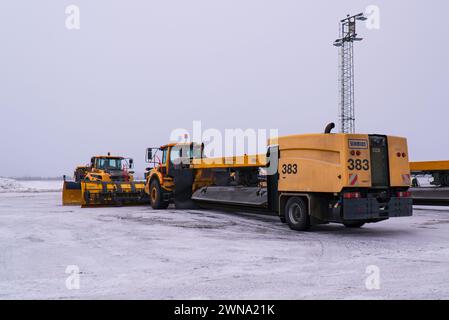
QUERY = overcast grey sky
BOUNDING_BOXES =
[0,0,448,177]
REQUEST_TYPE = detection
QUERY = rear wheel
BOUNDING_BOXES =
[150,179,169,209]
[443,174,449,187]
[284,197,310,231]
[343,221,365,228]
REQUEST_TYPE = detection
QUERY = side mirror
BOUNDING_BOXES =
[129,158,134,169]
[146,148,153,162]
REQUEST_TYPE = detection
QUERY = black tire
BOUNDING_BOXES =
[149,179,169,209]
[284,197,310,231]
[343,221,365,228]
[443,174,449,187]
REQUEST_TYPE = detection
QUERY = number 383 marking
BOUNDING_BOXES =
[282,163,298,174]
[348,159,369,171]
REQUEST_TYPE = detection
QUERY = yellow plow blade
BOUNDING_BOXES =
[80,181,149,207]
[62,181,82,205]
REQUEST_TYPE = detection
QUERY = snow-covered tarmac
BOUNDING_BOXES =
[0,180,448,299]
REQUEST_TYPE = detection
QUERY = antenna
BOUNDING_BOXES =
[333,13,367,134]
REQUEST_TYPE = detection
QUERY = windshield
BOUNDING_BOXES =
[170,144,203,164]
[96,158,123,170]
[190,144,203,159]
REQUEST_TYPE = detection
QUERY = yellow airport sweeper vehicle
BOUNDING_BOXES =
[62,154,148,207]
[144,123,413,230]
[410,160,449,187]
[408,160,449,206]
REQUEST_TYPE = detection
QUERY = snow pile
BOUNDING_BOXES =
[0,178,61,193]
[0,178,23,192]
[416,176,433,187]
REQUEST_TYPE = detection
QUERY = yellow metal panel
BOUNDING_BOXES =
[410,161,449,172]
[62,182,82,205]
[191,154,267,169]
[277,133,372,193]
[80,181,147,206]
[278,157,343,193]
[344,134,371,188]
[388,136,411,187]
[274,133,346,152]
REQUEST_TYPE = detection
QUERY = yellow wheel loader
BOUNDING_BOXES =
[62,154,148,207]
[144,124,413,231]
[144,142,204,209]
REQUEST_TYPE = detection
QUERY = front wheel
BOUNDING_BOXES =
[149,179,169,209]
[284,197,310,231]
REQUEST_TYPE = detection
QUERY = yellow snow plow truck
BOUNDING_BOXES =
[144,124,413,231]
[62,154,148,207]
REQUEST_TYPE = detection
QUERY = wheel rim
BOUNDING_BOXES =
[151,187,157,202]
[288,203,302,224]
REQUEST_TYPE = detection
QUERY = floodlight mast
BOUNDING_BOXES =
[333,13,367,134]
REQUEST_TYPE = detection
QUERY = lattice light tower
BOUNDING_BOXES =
[333,13,367,134]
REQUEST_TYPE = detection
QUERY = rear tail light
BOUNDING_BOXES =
[397,191,411,198]
[343,192,362,199]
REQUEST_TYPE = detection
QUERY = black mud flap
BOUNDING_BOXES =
[342,197,412,221]
[172,165,197,209]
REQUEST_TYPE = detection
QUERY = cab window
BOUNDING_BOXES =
[96,158,122,170]
[161,149,167,164]
[191,144,203,159]
[108,159,122,169]
[170,147,181,164]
